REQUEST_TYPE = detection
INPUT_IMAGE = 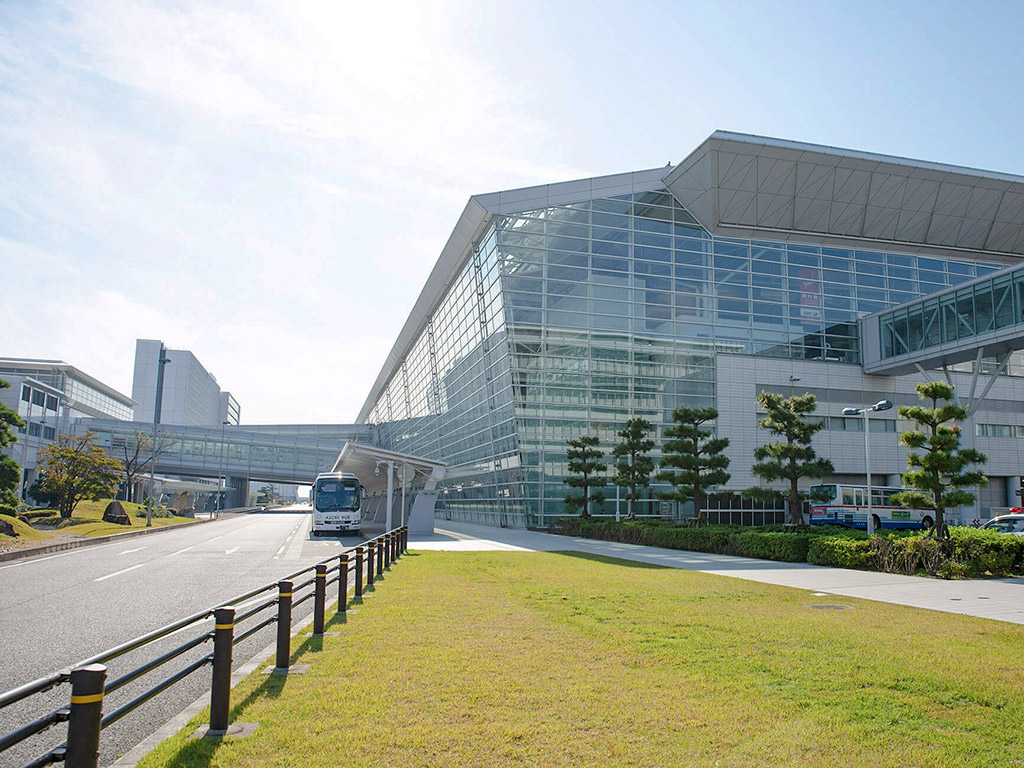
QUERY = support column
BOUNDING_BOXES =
[1006,476,1021,509]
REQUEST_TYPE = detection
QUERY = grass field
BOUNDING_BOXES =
[0,513,53,541]
[36,499,196,536]
[138,551,1024,768]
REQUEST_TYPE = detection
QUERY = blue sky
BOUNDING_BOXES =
[1,0,1023,423]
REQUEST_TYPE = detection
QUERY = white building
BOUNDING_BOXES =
[131,340,240,427]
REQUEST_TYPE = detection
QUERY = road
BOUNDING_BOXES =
[0,505,366,767]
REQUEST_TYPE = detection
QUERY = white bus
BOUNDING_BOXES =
[809,483,933,531]
[310,472,363,535]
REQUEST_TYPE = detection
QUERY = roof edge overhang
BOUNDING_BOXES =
[331,441,446,495]
[356,166,670,423]
[663,130,1024,262]
[356,196,493,423]
[0,357,137,407]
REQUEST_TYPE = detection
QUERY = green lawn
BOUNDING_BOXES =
[139,551,1024,768]
[39,499,196,536]
[0,513,53,541]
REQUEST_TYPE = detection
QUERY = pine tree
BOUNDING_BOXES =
[743,392,834,526]
[611,418,655,520]
[891,381,986,537]
[564,436,607,518]
[656,407,730,526]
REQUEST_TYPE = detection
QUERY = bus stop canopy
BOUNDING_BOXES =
[331,443,446,534]
[331,442,446,494]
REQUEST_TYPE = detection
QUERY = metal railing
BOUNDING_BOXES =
[0,526,409,768]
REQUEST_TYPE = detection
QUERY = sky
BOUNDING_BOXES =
[2,0,1024,424]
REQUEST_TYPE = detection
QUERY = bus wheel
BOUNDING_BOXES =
[921,516,934,530]
[871,515,881,533]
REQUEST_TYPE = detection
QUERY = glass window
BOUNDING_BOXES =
[32,390,45,407]
[21,385,30,402]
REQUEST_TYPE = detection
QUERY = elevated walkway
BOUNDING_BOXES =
[862,262,1024,375]
[76,419,375,485]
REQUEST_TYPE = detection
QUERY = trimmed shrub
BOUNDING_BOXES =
[728,531,811,562]
[550,517,1024,578]
[807,536,873,569]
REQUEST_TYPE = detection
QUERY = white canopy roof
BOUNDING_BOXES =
[664,131,1024,260]
[330,442,445,495]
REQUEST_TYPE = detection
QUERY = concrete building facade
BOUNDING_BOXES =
[131,340,240,427]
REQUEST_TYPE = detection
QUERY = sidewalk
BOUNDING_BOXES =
[415,520,1024,625]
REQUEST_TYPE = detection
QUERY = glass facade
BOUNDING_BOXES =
[365,187,1010,529]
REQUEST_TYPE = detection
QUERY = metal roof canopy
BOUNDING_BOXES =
[330,442,446,495]
[664,131,1024,261]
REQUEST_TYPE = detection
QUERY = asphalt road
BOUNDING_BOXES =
[0,505,367,767]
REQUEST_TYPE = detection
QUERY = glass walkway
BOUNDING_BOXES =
[863,261,1024,375]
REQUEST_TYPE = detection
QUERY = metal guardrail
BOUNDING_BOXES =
[0,526,409,768]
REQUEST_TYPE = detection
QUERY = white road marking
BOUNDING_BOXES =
[225,547,240,555]
[119,547,146,555]
[0,541,122,570]
[168,546,194,556]
[94,563,146,582]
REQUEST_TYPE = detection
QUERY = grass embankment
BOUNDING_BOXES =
[139,551,1024,768]
[0,513,52,541]
[33,500,196,537]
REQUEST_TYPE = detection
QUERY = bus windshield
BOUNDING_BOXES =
[809,484,838,503]
[315,480,360,511]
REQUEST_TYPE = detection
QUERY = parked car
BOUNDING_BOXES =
[981,513,1024,536]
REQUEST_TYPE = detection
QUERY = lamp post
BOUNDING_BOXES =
[217,420,229,516]
[147,345,172,528]
[841,399,893,534]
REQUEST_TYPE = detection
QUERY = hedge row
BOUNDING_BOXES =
[808,527,1024,578]
[551,518,1024,579]
[552,518,811,563]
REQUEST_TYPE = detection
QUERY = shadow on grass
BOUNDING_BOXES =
[153,661,294,768]
[551,550,671,569]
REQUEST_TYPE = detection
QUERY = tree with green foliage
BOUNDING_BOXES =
[656,407,731,526]
[564,436,607,518]
[891,381,986,538]
[36,431,122,518]
[612,419,655,520]
[26,475,58,507]
[743,392,834,526]
[0,378,26,507]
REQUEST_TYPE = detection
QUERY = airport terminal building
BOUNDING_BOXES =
[360,132,1024,529]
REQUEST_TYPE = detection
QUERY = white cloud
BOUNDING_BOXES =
[0,0,592,423]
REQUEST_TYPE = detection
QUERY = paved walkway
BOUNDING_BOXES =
[412,521,1024,625]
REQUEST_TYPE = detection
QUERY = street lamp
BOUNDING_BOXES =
[841,399,893,534]
[147,345,171,528]
[217,420,229,517]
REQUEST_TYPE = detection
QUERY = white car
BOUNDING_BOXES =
[981,513,1024,536]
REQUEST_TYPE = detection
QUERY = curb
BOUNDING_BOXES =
[0,507,260,564]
